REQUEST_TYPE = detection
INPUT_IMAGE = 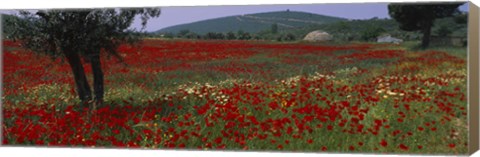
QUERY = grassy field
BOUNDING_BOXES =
[1,39,468,154]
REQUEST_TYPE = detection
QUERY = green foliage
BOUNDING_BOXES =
[435,25,452,37]
[177,29,190,37]
[361,25,386,41]
[7,9,161,59]
[272,33,297,42]
[388,3,463,31]
[271,23,278,34]
[433,16,467,37]
[185,32,200,39]
[454,13,468,24]
[2,14,21,39]
[236,30,252,40]
[226,31,236,40]
[388,2,464,48]
[162,32,175,38]
[333,21,352,41]
[284,33,296,41]
[203,32,225,40]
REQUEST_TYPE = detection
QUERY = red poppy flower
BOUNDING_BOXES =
[327,125,333,131]
[399,144,409,150]
[214,137,222,144]
[307,139,313,144]
[178,143,186,148]
[349,146,355,151]
[392,130,401,136]
[277,144,283,149]
[380,139,388,147]
[270,139,276,144]
[321,146,328,151]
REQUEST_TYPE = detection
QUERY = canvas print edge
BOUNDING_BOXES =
[0,1,477,156]
[468,1,479,155]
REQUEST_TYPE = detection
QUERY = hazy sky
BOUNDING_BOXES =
[131,2,469,32]
[1,2,469,32]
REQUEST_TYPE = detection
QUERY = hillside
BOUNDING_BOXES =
[155,10,347,34]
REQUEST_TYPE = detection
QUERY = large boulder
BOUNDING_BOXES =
[303,30,333,42]
[377,34,403,44]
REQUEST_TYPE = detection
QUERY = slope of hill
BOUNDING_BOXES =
[154,10,347,34]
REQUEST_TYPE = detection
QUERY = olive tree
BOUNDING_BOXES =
[388,3,463,48]
[6,8,160,108]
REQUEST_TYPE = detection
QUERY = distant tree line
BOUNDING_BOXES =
[155,23,298,42]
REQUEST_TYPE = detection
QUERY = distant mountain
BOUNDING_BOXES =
[154,10,347,34]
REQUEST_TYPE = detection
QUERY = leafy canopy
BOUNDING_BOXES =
[7,8,160,59]
[388,3,463,31]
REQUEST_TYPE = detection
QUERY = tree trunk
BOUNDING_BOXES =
[421,24,432,49]
[90,53,104,106]
[65,52,92,106]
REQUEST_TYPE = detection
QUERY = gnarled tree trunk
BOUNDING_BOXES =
[90,53,104,106]
[421,23,432,49]
[65,52,92,106]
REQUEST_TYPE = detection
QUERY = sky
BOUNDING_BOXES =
[1,2,470,32]
[130,2,469,32]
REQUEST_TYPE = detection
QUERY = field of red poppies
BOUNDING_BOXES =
[1,39,468,154]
